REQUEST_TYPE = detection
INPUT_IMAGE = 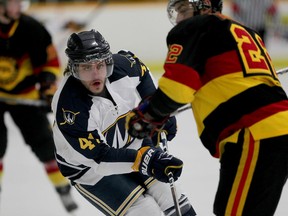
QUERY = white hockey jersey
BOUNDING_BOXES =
[51,50,157,185]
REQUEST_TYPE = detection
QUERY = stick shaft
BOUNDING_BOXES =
[0,97,48,107]
[160,132,182,216]
[276,67,288,75]
[170,104,192,117]
[168,172,182,216]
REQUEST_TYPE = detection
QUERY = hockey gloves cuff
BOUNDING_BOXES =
[132,146,183,183]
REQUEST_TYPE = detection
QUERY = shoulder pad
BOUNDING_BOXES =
[117,49,135,57]
[116,49,141,68]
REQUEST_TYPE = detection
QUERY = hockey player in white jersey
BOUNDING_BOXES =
[51,29,196,216]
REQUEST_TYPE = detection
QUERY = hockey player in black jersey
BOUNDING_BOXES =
[126,0,288,215]
[52,29,196,216]
[0,0,77,212]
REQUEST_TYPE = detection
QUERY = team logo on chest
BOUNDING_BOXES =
[103,114,129,148]
[0,57,18,86]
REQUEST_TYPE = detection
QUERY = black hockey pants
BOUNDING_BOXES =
[0,102,55,162]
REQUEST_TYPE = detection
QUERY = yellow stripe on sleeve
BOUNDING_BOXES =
[159,77,195,104]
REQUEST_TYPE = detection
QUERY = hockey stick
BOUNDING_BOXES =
[0,97,48,107]
[170,104,192,117]
[160,132,182,216]
[62,0,108,31]
[170,67,288,117]
[57,0,109,51]
[276,66,288,75]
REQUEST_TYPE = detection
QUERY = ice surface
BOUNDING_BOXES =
[1,107,288,215]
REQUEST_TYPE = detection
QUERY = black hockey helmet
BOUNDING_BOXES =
[65,29,114,79]
[210,0,223,13]
[167,0,223,25]
[192,0,223,15]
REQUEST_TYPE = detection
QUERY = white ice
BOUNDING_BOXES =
[1,106,288,216]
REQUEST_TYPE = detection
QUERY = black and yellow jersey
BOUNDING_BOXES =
[150,14,288,157]
[0,14,60,100]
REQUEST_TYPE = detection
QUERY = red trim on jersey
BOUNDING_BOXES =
[33,66,43,75]
[34,57,60,74]
[20,86,36,94]
[214,100,288,157]
[45,160,61,174]
[202,50,242,85]
[164,63,202,91]
[231,133,255,215]
[47,58,60,67]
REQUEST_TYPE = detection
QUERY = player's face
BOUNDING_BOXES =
[5,0,21,20]
[77,60,108,95]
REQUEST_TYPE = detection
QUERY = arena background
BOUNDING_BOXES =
[25,0,288,73]
[1,1,288,216]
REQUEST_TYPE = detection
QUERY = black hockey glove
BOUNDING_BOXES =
[132,146,183,183]
[126,100,168,139]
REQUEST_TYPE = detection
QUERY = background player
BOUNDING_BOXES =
[0,0,77,212]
